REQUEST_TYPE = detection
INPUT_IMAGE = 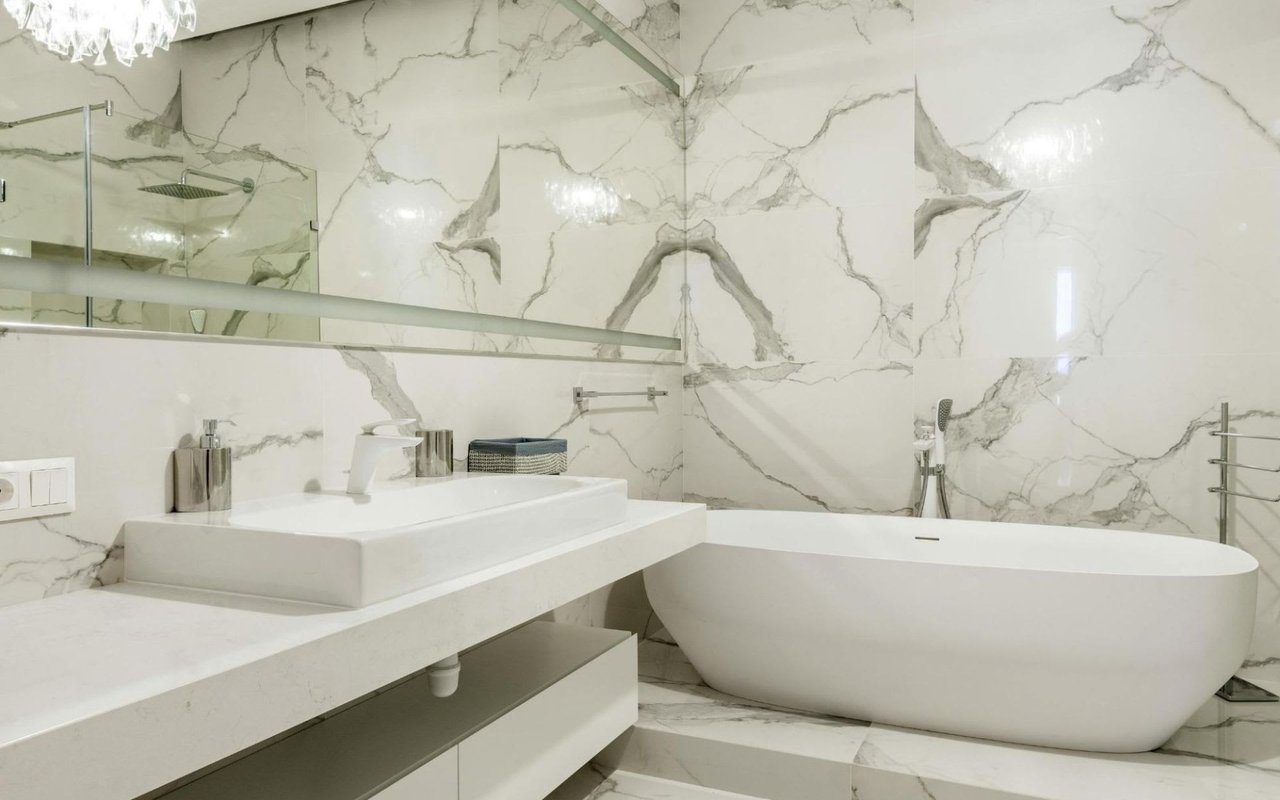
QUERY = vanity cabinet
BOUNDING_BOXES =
[370,748,458,799]
[160,623,636,800]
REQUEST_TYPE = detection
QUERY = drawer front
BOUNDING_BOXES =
[370,747,458,800]
[459,637,637,800]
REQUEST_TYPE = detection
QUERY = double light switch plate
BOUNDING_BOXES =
[0,457,76,522]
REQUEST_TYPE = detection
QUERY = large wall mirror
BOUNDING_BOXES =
[0,0,685,360]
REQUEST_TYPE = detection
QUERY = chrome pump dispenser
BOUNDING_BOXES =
[174,419,232,512]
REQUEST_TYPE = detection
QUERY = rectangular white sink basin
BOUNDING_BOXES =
[124,474,628,607]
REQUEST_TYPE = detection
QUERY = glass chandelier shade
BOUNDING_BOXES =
[3,0,197,66]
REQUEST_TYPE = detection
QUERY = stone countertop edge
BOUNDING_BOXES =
[0,499,706,800]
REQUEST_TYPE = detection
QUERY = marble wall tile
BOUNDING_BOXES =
[591,0,681,72]
[172,0,683,356]
[0,15,180,123]
[500,0,654,98]
[912,354,1280,680]
[0,328,325,607]
[915,2,1280,195]
[679,0,1280,686]
[913,0,1113,39]
[914,169,1280,359]
[686,47,914,220]
[500,80,684,231]
[684,360,915,513]
[680,0,912,75]
[501,221,686,345]
[686,204,911,365]
[0,327,683,622]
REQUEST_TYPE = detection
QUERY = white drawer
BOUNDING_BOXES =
[370,747,457,800]
[459,636,637,800]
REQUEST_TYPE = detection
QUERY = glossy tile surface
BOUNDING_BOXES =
[175,0,685,355]
[0,326,682,617]
[680,0,1280,684]
[548,767,767,800]
[613,640,1280,800]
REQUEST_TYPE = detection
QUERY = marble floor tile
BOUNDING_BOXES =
[547,766,768,800]
[622,642,1280,800]
[601,640,869,800]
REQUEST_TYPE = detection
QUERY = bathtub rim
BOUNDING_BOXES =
[701,509,1260,580]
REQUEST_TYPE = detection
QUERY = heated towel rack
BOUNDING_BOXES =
[1207,401,1279,703]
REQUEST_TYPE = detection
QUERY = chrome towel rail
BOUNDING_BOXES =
[1208,486,1280,503]
[573,386,668,406]
[1208,458,1280,473]
[1212,431,1280,442]
[1207,400,1279,703]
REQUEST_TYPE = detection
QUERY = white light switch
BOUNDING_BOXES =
[48,469,68,505]
[0,458,74,522]
[30,470,50,506]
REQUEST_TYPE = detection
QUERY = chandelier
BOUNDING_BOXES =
[3,0,197,66]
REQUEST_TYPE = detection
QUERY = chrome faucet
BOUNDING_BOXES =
[347,419,422,495]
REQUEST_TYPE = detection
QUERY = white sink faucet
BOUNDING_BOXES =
[347,419,422,495]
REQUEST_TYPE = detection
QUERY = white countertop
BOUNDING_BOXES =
[0,499,705,800]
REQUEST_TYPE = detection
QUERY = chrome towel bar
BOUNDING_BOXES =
[1211,430,1280,442]
[1208,458,1280,473]
[573,386,668,405]
[1208,486,1280,503]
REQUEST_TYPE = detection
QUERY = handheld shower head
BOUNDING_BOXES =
[933,398,953,467]
[935,398,953,433]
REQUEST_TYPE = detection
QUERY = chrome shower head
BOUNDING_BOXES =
[137,168,255,201]
[935,398,953,433]
[138,182,231,200]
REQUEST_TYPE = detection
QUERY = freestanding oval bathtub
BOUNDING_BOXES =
[644,510,1259,753]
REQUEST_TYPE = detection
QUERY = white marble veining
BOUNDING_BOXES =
[0,326,683,617]
[549,766,767,800]
[610,640,1280,800]
[171,0,686,354]
[680,0,1280,685]
[0,500,703,800]
[683,361,913,514]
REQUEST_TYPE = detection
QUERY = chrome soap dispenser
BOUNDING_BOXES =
[174,419,232,512]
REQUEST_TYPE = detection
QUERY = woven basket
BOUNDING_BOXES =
[467,438,568,475]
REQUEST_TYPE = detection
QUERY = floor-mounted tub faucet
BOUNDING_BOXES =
[913,399,953,519]
[347,419,423,495]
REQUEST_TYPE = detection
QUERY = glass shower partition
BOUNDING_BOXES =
[0,106,93,325]
[89,111,321,341]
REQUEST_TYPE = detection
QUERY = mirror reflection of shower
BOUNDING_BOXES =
[139,168,255,200]
[0,101,318,341]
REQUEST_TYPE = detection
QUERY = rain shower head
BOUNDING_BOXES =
[139,182,232,200]
[138,168,255,201]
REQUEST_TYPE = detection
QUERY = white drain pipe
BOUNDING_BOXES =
[427,654,461,697]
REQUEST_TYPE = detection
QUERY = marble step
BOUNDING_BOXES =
[604,640,1280,800]
[599,639,868,800]
[547,766,769,800]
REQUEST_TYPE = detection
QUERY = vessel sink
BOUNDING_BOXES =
[124,474,628,607]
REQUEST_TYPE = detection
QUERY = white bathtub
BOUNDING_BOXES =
[644,510,1259,753]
